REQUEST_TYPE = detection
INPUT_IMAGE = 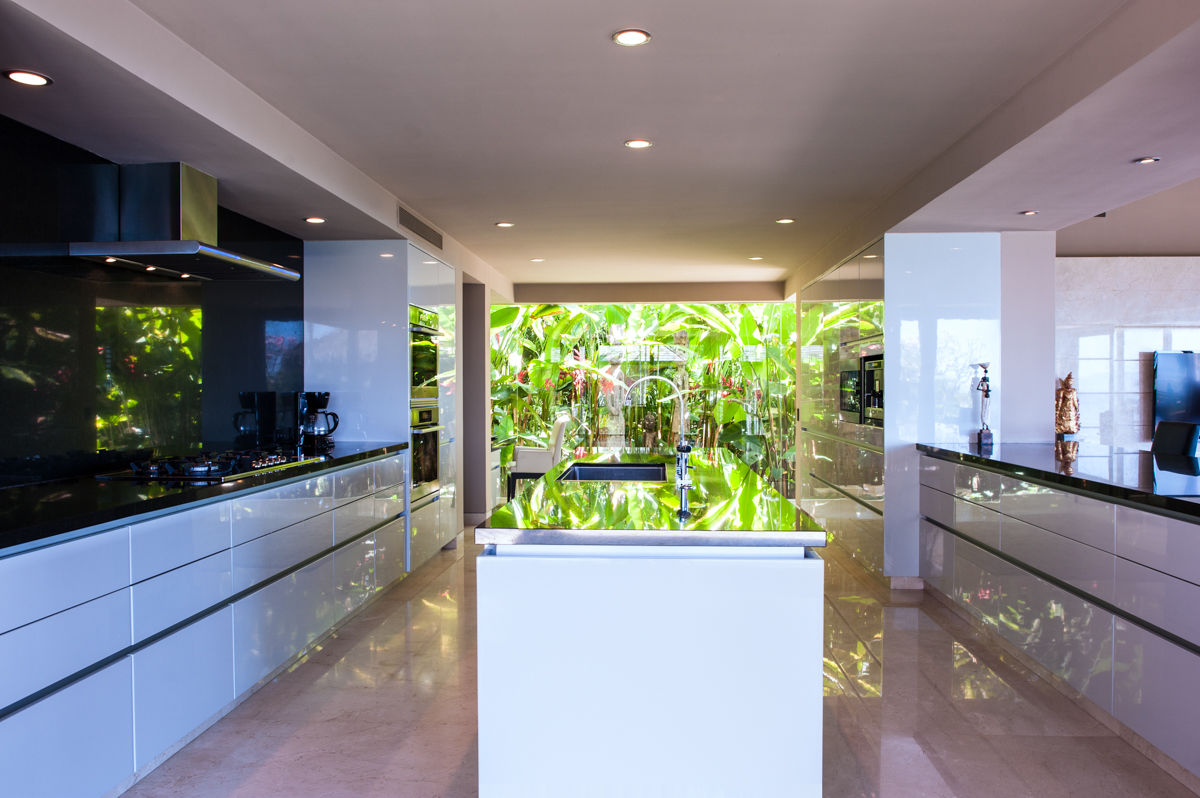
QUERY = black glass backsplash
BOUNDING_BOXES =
[0,115,304,470]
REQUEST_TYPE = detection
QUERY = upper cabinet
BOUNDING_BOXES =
[407,245,440,310]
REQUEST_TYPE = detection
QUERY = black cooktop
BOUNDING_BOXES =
[97,448,326,485]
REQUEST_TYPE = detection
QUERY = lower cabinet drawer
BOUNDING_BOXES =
[232,511,333,592]
[233,555,336,695]
[375,516,408,591]
[132,608,234,770]
[409,496,443,572]
[0,658,134,798]
[334,494,377,545]
[0,588,132,709]
[132,550,232,643]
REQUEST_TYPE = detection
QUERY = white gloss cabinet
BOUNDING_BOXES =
[132,608,234,770]
[478,546,824,798]
[132,550,232,642]
[375,517,408,590]
[0,659,135,798]
[130,502,231,582]
[408,497,443,573]
[0,525,130,633]
[232,474,332,546]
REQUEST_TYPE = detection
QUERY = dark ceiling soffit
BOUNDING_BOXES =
[513,282,787,304]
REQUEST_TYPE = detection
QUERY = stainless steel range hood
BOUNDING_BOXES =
[69,163,300,282]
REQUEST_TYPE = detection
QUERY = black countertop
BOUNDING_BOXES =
[0,441,407,556]
[917,441,1200,520]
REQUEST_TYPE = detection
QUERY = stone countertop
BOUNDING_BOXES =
[475,448,827,547]
[917,441,1200,520]
[0,440,407,556]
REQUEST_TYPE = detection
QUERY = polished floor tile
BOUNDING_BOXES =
[124,537,1196,797]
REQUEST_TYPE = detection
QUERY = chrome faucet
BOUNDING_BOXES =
[624,375,694,517]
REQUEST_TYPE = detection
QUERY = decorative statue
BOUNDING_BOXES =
[972,362,993,448]
[598,353,628,448]
[1055,439,1078,474]
[1055,372,1080,436]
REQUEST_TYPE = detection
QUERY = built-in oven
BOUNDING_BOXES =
[411,305,440,402]
[411,403,442,501]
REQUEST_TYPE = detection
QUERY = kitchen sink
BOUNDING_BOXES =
[558,462,668,482]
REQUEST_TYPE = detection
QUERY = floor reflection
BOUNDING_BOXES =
[125,535,1193,798]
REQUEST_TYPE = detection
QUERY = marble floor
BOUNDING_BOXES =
[124,536,1196,798]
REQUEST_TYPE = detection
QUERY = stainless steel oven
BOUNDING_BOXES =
[411,404,442,501]
[411,305,439,402]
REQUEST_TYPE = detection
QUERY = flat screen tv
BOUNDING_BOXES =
[1153,352,1200,427]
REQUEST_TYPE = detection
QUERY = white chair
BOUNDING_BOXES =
[507,415,569,500]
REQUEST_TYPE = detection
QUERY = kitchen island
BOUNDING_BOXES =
[475,448,827,798]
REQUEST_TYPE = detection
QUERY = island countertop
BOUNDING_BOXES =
[0,440,407,556]
[476,448,826,547]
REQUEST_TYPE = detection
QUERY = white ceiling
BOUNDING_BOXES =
[4,0,1199,288]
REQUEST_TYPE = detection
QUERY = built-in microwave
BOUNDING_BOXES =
[411,404,442,501]
[410,305,439,401]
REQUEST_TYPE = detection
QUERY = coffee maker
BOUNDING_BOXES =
[296,391,339,453]
[233,391,277,447]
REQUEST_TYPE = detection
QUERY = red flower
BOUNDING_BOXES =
[543,378,554,390]
[573,446,587,459]
[516,369,528,384]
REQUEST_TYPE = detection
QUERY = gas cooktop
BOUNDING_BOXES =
[96,448,326,484]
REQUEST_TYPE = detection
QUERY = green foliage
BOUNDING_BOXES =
[96,305,202,452]
[490,302,797,495]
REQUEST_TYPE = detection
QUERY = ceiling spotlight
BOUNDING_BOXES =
[422,260,437,264]
[495,222,515,228]
[612,29,651,47]
[380,252,395,258]
[624,139,653,149]
[748,257,764,261]
[144,265,156,272]
[530,258,545,263]
[1133,156,1161,165]
[1019,210,1038,216]
[863,254,879,259]
[305,216,326,224]
[6,70,52,87]
[104,257,117,263]
[775,218,795,224]
[180,273,191,279]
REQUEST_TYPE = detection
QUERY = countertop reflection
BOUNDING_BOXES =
[477,448,826,547]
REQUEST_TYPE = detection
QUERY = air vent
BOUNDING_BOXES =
[397,203,443,250]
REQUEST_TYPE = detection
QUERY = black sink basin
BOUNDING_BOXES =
[558,462,668,482]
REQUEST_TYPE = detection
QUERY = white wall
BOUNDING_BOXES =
[1056,256,1200,446]
[303,240,410,443]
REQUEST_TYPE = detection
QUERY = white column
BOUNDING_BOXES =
[1000,231,1056,443]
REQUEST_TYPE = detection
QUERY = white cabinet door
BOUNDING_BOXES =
[408,245,440,309]
[375,516,408,591]
[133,608,234,770]
[408,496,443,572]
[440,441,458,545]
[130,502,231,583]
[0,659,134,798]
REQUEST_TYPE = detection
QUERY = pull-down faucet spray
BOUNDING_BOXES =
[624,375,694,518]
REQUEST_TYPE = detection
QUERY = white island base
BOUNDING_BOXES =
[477,544,824,798]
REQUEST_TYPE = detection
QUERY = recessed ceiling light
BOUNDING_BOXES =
[144,265,156,272]
[6,70,52,87]
[180,273,191,279]
[1019,210,1038,216]
[495,222,515,228]
[748,257,764,261]
[775,218,795,224]
[612,29,651,46]
[104,257,117,263]
[305,216,326,224]
[530,258,545,263]
[863,254,879,259]
[422,260,437,264]
[624,139,653,149]
[380,252,395,258]
[1133,156,1161,164]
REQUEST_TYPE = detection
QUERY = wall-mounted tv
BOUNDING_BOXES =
[1153,352,1200,427]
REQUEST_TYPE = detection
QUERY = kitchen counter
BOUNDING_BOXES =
[475,447,826,547]
[476,447,825,797]
[0,440,407,555]
[916,441,1200,520]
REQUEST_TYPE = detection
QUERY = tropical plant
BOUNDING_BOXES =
[490,301,797,494]
[96,305,202,452]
